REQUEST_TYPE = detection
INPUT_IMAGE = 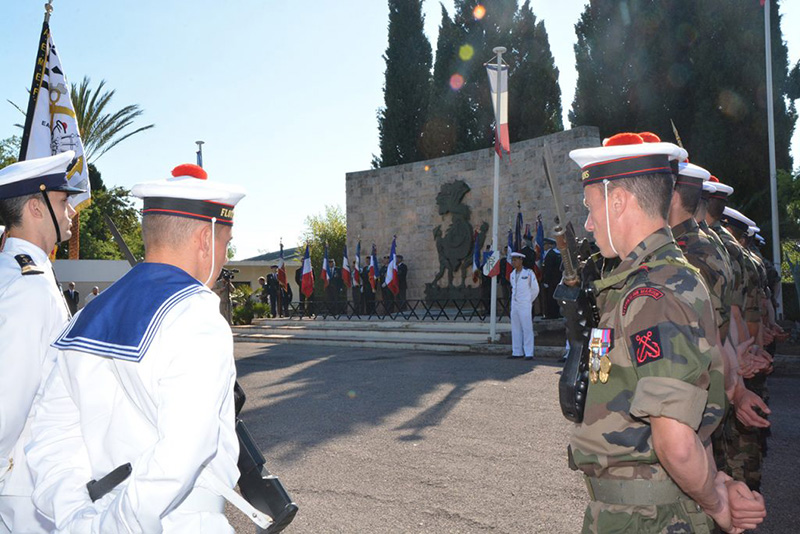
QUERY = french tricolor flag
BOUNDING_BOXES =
[322,244,331,289]
[472,230,481,283]
[342,244,352,288]
[301,243,314,298]
[505,230,514,281]
[369,244,378,291]
[486,63,510,157]
[385,236,400,296]
[277,242,287,290]
[353,241,362,287]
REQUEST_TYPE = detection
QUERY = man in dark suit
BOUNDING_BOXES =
[265,265,280,318]
[541,238,562,318]
[280,281,292,317]
[396,255,408,311]
[63,282,79,315]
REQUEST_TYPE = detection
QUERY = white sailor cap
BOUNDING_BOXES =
[569,133,686,187]
[707,176,733,199]
[676,161,711,188]
[510,252,525,258]
[747,225,760,237]
[721,207,755,232]
[0,151,85,200]
[132,164,246,226]
[756,234,765,245]
[702,181,717,194]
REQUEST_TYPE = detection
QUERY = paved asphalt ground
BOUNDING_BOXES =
[228,343,799,534]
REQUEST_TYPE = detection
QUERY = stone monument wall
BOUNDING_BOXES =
[345,126,601,301]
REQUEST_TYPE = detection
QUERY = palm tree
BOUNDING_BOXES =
[70,76,154,162]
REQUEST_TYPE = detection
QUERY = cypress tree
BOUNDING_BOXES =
[375,0,432,167]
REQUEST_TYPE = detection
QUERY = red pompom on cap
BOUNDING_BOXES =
[638,131,661,143]
[171,164,207,180]
[602,133,644,147]
[709,175,719,183]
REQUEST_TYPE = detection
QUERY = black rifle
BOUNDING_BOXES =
[234,383,298,533]
[542,148,600,423]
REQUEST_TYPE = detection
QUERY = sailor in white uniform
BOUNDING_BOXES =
[509,251,539,359]
[0,152,83,534]
[26,164,245,533]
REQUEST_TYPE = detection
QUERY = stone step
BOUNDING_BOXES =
[238,325,490,344]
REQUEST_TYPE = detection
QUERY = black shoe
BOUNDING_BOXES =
[507,355,523,359]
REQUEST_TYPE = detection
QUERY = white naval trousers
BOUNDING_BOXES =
[511,302,534,357]
[0,495,51,534]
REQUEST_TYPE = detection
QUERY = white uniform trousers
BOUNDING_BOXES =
[511,302,534,357]
[0,495,52,534]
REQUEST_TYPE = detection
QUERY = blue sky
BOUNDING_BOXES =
[1,1,797,259]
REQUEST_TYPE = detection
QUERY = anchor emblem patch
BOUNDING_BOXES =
[630,327,663,366]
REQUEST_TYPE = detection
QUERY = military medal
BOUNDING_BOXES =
[589,328,613,384]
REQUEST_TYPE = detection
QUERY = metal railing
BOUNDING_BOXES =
[266,298,512,322]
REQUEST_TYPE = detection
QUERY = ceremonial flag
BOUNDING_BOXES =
[277,242,287,290]
[505,230,514,281]
[385,236,400,296]
[485,63,510,157]
[369,244,378,291]
[472,230,482,284]
[353,241,362,287]
[322,244,331,289]
[342,244,352,289]
[535,214,544,268]
[486,250,501,277]
[514,211,523,252]
[301,244,314,298]
[19,20,90,210]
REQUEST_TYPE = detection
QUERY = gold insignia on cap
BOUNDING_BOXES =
[581,170,590,181]
[220,207,234,219]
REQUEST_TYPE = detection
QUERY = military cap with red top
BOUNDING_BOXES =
[569,132,687,186]
[705,175,733,199]
[132,164,245,226]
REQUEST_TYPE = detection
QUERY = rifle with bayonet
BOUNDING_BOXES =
[541,147,600,423]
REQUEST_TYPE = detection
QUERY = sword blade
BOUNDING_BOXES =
[542,146,569,228]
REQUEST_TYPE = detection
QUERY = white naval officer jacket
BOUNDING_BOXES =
[510,267,539,306]
[0,237,69,497]
[26,263,239,533]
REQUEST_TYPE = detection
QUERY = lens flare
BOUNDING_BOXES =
[459,44,474,61]
[473,4,486,20]
[424,165,430,172]
[347,390,357,399]
[449,74,465,91]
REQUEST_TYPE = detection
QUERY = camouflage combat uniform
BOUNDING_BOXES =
[571,228,724,534]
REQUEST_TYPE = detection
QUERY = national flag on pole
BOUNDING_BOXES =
[486,250,501,277]
[485,63,510,157]
[277,242,287,290]
[505,230,514,281]
[385,236,400,296]
[535,214,545,269]
[342,244,352,288]
[301,243,314,298]
[514,211,523,252]
[472,230,482,284]
[19,19,90,210]
[322,244,331,289]
[369,244,378,291]
[353,241,362,287]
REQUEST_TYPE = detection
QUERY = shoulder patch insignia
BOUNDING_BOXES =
[15,254,44,276]
[622,287,664,315]
[630,327,663,367]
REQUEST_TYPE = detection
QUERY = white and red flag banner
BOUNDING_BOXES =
[369,244,378,291]
[19,21,90,209]
[321,244,331,289]
[353,241,361,287]
[385,236,399,296]
[277,242,287,290]
[485,63,510,157]
[301,244,314,298]
[342,244,352,289]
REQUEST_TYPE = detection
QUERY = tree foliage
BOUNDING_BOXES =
[70,76,155,163]
[375,0,432,168]
[299,205,347,297]
[570,0,797,261]
[0,136,20,169]
[379,0,563,164]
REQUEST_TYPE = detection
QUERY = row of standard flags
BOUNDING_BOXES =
[14,9,92,257]
[473,211,545,283]
[297,237,400,299]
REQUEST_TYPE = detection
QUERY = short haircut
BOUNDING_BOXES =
[141,214,225,250]
[725,223,745,240]
[707,197,726,220]
[673,183,701,215]
[607,173,674,220]
[0,193,37,229]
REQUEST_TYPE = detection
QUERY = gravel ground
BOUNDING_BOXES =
[227,343,798,534]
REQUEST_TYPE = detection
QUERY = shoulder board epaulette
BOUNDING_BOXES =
[15,254,44,275]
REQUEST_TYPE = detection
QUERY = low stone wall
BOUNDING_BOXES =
[346,126,600,300]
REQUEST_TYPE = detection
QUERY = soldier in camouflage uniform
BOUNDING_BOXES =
[566,133,765,534]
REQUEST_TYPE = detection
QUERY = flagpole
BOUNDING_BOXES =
[489,46,505,342]
[764,0,782,318]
